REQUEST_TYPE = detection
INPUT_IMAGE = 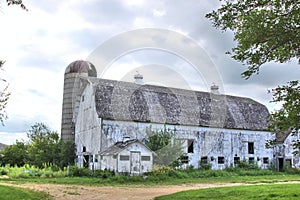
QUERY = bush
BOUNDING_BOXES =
[0,167,8,175]
[283,166,300,174]
[93,169,115,178]
[199,162,212,170]
[235,159,259,170]
[68,166,92,177]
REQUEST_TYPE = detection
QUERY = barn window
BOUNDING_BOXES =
[248,142,254,154]
[234,157,240,164]
[249,157,255,163]
[120,155,129,161]
[141,156,151,161]
[200,156,208,163]
[218,156,225,164]
[181,156,189,164]
[82,95,85,102]
[187,139,194,153]
[113,155,117,159]
[83,146,86,152]
[263,157,269,164]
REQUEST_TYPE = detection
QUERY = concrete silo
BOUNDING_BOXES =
[61,60,97,141]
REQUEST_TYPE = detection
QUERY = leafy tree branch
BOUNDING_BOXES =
[206,0,299,79]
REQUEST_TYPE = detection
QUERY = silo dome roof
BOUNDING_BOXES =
[65,60,97,77]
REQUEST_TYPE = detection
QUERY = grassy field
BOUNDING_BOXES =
[1,165,300,200]
[155,184,300,200]
[0,185,51,200]
[2,174,300,186]
[1,165,300,186]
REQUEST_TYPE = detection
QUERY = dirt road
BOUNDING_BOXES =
[1,182,245,200]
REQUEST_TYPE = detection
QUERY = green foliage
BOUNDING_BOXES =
[93,169,115,178]
[268,81,300,132]
[198,160,212,170]
[0,185,51,200]
[1,165,300,187]
[235,158,260,170]
[268,81,300,154]
[0,164,67,178]
[27,123,76,168]
[206,0,300,79]
[68,165,92,177]
[144,125,173,151]
[0,62,10,125]
[0,123,76,169]
[144,125,184,167]
[0,141,28,166]
[155,184,300,200]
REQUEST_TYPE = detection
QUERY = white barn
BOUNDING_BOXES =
[61,60,300,172]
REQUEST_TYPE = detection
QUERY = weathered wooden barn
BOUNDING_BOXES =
[61,60,300,173]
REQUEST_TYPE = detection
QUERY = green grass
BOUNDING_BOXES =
[1,165,300,187]
[155,184,300,200]
[0,185,51,200]
[2,174,300,187]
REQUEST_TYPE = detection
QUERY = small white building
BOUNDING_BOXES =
[99,139,154,175]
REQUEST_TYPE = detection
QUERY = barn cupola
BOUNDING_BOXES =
[134,71,144,85]
[210,83,219,94]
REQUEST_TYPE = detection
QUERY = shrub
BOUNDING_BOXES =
[235,158,259,170]
[199,162,212,170]
[93,169,115,178]
[68,166,92,177]
[0,167,8,175]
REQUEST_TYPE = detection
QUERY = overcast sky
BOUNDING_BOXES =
[0,0,299,145]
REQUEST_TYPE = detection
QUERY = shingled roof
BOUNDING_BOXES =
[94,78,269,131]
[99,139,152,155]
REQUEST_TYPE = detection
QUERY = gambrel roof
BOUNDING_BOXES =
[92,78,269,131]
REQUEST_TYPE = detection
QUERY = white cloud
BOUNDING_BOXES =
[0,132,28,145]
[152,9,166,17]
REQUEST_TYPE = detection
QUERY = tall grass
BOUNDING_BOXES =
[0,164,299,183]
[0,164,66,178]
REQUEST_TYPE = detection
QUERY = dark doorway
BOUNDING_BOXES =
[278,158,284,171]
[83,155,89,168]
[188,139,194,153]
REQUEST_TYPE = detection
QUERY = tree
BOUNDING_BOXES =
[206,0,299,79]
[0,141,28,166]
[56,140,76,169]
[27,123,60,167]
[0,123,75,168]
[0,1,28,124]
[206,0,300,154]
[144,125,184,167]
[6,0,28,11]
[0,62,10,125]
[27,123,75,168]
[267,81,300,154]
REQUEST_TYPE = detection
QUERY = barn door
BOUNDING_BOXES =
[130,151,141,175]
